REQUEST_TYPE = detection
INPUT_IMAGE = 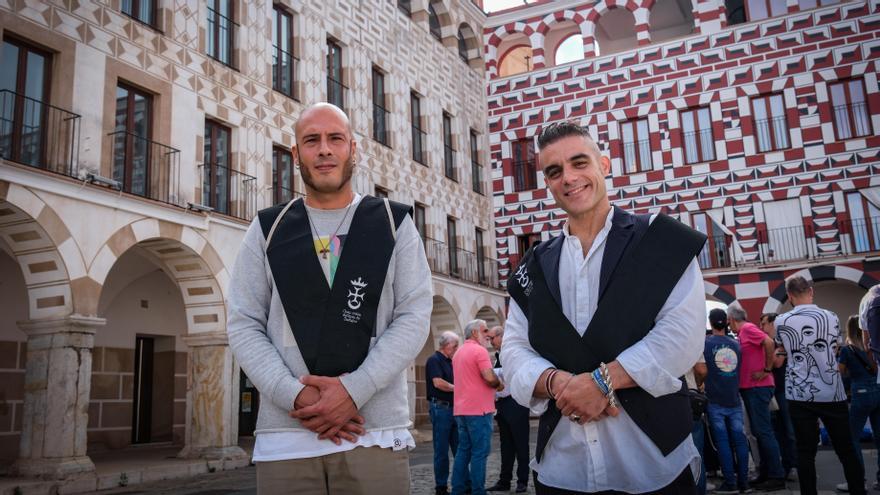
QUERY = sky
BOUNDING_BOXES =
[483,0,535,13]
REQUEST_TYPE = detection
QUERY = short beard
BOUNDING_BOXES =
[298,151,355,195]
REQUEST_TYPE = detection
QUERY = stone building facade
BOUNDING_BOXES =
[0,0,503,480]
[486,0,880,322]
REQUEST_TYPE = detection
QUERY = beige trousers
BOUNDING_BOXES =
[256,445,410,495]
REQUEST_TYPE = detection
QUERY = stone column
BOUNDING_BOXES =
[12,315,104,479]
[178,331,247,461]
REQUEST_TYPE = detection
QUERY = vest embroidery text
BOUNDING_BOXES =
[514,263,533,296]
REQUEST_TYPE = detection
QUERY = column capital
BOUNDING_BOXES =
[17,314,106,337]
[182,331,229,347]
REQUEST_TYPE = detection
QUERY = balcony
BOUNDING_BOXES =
[199,163,256,221]
[444,145,456,181]
[754,116,789,152]
[412,128,427,165]
[512,159,538,191]
[109,131,181,206]
[424,237,500,289]
[206,6,238,69]
[0,89,80,179]
[683,129,715,164]
[275,185,305,205]
[698,217,880,271]
[327,76,346,112]
[832,102,872,140]
[372,104,390,146]
[622,139,651,174]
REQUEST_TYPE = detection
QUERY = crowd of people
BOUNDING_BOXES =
[691,277,880,495]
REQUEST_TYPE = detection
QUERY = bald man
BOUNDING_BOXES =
[227,103,433,494]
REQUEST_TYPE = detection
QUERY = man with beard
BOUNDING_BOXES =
[227,103,432,494]
[501,121,707,494]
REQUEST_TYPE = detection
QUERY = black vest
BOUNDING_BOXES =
[507,207,706,461]
[258,195,411,377]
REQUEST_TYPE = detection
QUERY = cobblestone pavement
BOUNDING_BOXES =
[96,422,871,495]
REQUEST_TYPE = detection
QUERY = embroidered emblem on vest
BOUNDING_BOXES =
[343,277,367,324]
[514,263,533,296]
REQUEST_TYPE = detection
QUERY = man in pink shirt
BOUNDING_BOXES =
[729,305,786,491]
[451,319,501,495]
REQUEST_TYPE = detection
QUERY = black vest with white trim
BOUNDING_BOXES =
[507,206,706,461]
[258,195,411,377]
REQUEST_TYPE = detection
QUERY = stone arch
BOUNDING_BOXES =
[466,293,506,329]
[426,0,453,42]
[0,181,80,320]
[89,219,228,334]
[585,2,642,56]
[457,22,481,68]
[486,23,536,77]
[763,265,878,315]
[476,306,503,328]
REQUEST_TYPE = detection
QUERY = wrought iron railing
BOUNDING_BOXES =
[754,116,789,152]
[275,185,305,205]
[840,217,880,255]
[373,103,390,146]
[757,224,816,264]
[199,162,256,220]
[513,159,538,191]
[424,237,500,289]
[0,89,80,178]
[832,102,871,140]
[698,233,734,270]
[683,129,715,164]
[207,6,237,68]
[472,160,483,194]
[272,45,298,99]
[109,131,181,206]
[622,139,652,173]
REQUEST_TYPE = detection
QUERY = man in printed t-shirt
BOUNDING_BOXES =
[704,308,750,494]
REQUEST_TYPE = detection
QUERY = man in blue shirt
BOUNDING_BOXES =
[426,331,460,495]
[705,308,751,493]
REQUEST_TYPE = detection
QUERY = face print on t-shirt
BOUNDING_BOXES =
[777,307,843,402]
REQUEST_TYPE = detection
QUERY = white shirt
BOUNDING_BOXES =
[500,209,706,493]
[253,194,414,462]
[775,304,846,403]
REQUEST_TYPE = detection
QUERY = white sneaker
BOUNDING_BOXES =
[707,482,717,492]
[837,483,850,493]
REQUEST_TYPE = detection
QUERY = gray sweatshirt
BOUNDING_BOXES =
[227,197,433,433]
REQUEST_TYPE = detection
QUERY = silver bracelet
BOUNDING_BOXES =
[599,362,619,409]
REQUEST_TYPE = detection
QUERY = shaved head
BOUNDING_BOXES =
[295,103,352,142]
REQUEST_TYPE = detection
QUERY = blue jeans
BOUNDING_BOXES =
[741,387,785,479]
[771,387,797,473]
[708,403,751,488]
[850,385,880,483]
[430,400,459,489]
[692,418,707,495]
[452,414,494,495]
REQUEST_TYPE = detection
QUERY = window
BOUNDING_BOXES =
[206,0,235,67]
[411,92,425,165]
[443,112,455,180]
[458,29,469,62]
[510,233,540,270]
[752,94,789,152]
[681,108,715,164]
[272,146,294,204]
[691,212,732,269]
[512,139,537,191]
[374,186,388,198]
[830,79,872,140]
[846,192,880,253]
[397,0,411,16]
[428,2,442,41]
[447,216,458,275]
[499,45,532,77]
[744,0,786,21]
[372,67,389,146]
[470,130,482,194]
[203,119,232,214]
[724,0,746,25]
[414,203,427,242]
[272,6,296,99]
[475,227,486,283]
[327,39,345,110]
[121,0,155,27]
[620,119,652,174]
[0,37,50,167]
[112,83,152,197]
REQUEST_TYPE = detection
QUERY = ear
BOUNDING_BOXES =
[350,139,358,162]
[600,155,611,177]
[291,144,298,165]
